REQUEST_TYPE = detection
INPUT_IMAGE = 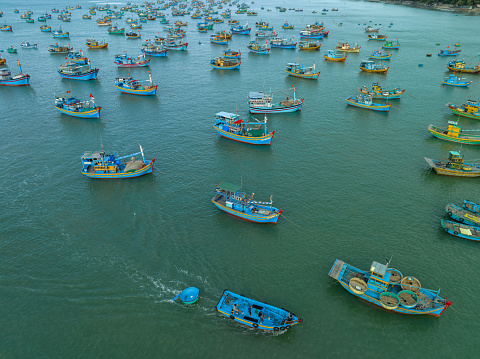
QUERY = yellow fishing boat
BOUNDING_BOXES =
[359,61,388,74]
[425,151,480,177]
[336,42,361,53]
[86,38,108,48]
[428,122,480,145]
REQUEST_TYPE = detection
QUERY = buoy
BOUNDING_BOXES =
[426,54,432,57]
[172,287,200,304]
[418,64,423,67]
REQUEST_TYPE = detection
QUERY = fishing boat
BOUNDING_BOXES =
[86,38,108,48]
[212,181,282,223]
[285,62,320,80]
[108,24,125,34]
[40,25,51,32]
[248,86,303,114]
[216,290,302,331]
[26,18,34,23]
[163,36,188,51]
[96,19,112,26]
[130,22,142,29]
[382,39,400,49]
[231,23,251,34]
[441,219,480,242]
[125,31,141,39]
[228,19,239,25]
[464,199,480,214]
[81,145,154,179]
[369,50,392,60]
[222,49,241,59]
[359,83,405,99]
[365,26,379,32]
[345,94,391,112]
[20,42,38,49]
[441,74,472,87]
[213,112,274,145]
[438,48,461,56]
[255,30,277,38]
[424,151,480,177]
[58,61,99,80]
[336,42,361,53]
[328,259,452,316]
[282,22,294,29]
[446,60,480,73]
[299,41,321,51]
[270,38,296,49]
[446,203,480,226]
[0,61,30,86]
[141,43,168,57]
[54,93,101,118]
[299,29,323,39]
[210,36,228,45]
[214,30,232,39]
[427,122,480,145]
[6,47,17,54]
[0,55,5,65]
[52,28,69,38]
[368,34,387,41]
[210,57,241,70]
[82,14,91,19]
[447,100,480,119]
[68,50,89,64]
[247,41,270,54]
[359,60,389,74]
[114,73,157,95]
[48,44,72,53]
[0,24,12,31]
[323,50,346,61]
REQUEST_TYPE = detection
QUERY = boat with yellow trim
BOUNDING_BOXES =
[369,50,392,60]
[329,259,452,316]
[336,42,360,53]
[428,122,480,145]
[447,100,480,119]
[345,94,391,112]
[86,38,108,48]
[442,73,472,87]
[382,39,400,49]
[299,40,321,51]
[425,151,480,177]
[368,33,387,41]
[216,290,302,331]
[446,202,480,227]
[115,73,157,95]
[55,93,101,118]
[81,144,154,179]
[323,50,346,61]
[446,59,480,73]
[213,111,274,144]
[212,181,283,223]
[282,21,294,29]
[359,60,389,74]
[210,57,241,70]
[359,82,404,99]
[441,219,480,242]
[285,62,320,80]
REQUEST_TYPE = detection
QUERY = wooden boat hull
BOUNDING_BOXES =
[249,48,270,54]
[359,67,389,73]
[369,55,392,60]
[300,45,320,51]
[249,102,303,114]
[55,106,101,118]
[40,27,51,32]
[359,90,404,99]
[53,34,69,38]
[0,74,30,86]
[424,158,480,177]
[323,54,346,61]
[345,98,391,112]
[382,45,400,49]
[282,25,294,29]
[82,160,154,179]
[108,30,124,34]
[428,124,480,145]
[271,44,296,49]
[115,85,157,95]
[164,45,187,51]
[446,65,480,73]
[442,80,471,87]
[231,29,250,35]
[86,43,108,48]
[59,68,99,80]
[212,200,281,223]
[441,219,480,242]
[448,105,480,119]
[213,125,274,145]
[284,69,319,80]
[211,40,228,45]
[446,203,480,226]
[142,50,167,57]
[300,34,323,39]
[114,59,150,67]
[210,63,241,70]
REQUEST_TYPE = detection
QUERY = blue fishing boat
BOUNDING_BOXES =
[248,86,303,114]
[345,94,391,112]
[299,29,323,39]
[247,40,270,54]
[212,182,283,223]
[441,219,480,242]
[213,112,274,145]
[48,44,73,54]
[115,73,157,96]
[216,290,302,331]
[40,25,51,32]
[270,38,296,49]
[58,61,99,80]
[285,62,320,80]
[282,21,294,29]
[172,287,200,304]
[20,42,37,49]
[114,54,150,67]
[323,50,346,61]
[210,57,241,70]
[68,50,89,64]
[359,83,405,99]
[382,39,400,49]
[255,30,277,38]
[464,199,480,213]
[438,48,461,56]
[328,259,452,316]
[210,36,228,45]
[425,151,480,177]
[81,145,154,179]
[231,23,251,34]
[367,34,387,41]
[222,49,241,59]
[369,50,392,60]
[446,203,480,225]
[52,27,69,38]
[54,93,101,118]
[359,60,389,73]
[141,42,168,56]
[441,74,472,87]
[0,61,30,86]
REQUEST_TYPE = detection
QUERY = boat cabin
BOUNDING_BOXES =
[215,111,267,137]
[464,100,479,113]
[248,92,272,107]
[445,121,461,138]
[448,151,464,169]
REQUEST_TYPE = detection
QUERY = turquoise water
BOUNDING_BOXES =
[1,0,480,357]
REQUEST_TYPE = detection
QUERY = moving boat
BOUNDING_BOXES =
[369,50,392,60]
[328,259,452,316]
[114,73,157,95]
[427,122,480,145]
[54,93,101,118]
[359,60,389,74]
[248,86,303,113]
[438,48,461,56]
[216,290,302,331]
[81,145,154,179]
[447,100,480,119]
[0,61,30,86]
[336,42,360,53]
[213,112,274,145]
[86,38,108,48]
[212,181,283,223]
[441,219,480,242]
[285,62,320,80]
[323,50,346,61]
[424,151,480,177]
[447,60,480,73]
[345,94,391,112]
[58,61,99,80]
[210,57,241,70]
[446,203,480,226]
[299,40,321,51]
[359,82,404,99]
[441,74,472,87]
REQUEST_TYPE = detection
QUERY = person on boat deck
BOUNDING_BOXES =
[233,304,243,315]
[258,311,265,323]
[248,305,253,316]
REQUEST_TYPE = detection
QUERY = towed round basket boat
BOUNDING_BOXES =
[398,290,419,308]
[401,276,421,293]
[180,287,200,304]
[349,277,367,295]
[379,291,399,310]
[386,268,403,284]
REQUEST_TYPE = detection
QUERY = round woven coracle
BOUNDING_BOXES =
[349,277,367,295]
[401,276,421,293]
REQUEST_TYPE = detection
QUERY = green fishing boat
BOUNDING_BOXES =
[428,122,480,145]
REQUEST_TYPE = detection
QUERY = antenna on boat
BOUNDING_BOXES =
[386,255,393,267]
[240,176,243,189]
[99,129,104,150]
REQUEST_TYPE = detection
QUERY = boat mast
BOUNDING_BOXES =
[139,143,145,162]
[17,60,23,75]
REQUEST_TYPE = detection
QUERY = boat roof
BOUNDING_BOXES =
[450,151,460,156]
[370,261,387,276]
[216,111,239,119]
[248,91,265,99]
[215,181,241,193]
[116,76,134,80]
[82,150,103,159]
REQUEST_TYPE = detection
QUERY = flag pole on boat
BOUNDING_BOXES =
[139,143,145,162]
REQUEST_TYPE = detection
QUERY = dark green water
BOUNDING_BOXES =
[1,0,480,357]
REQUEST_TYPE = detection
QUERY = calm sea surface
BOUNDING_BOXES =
[1,0,480,357]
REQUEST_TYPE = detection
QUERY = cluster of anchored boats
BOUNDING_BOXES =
[1,0,462,333]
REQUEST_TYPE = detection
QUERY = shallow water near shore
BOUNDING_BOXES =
[1,0,480,357]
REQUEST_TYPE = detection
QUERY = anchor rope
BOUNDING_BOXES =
[281,214,316,232]
[449,305,480,317]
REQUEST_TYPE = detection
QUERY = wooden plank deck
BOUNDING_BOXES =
[329,259,345,280]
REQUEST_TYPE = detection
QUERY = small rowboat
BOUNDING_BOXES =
[210,57,241,70]
[446,203,480,226]
[323,50,346,62]
[441,219,480,242]
[345,95,391,112]
[425,151,480,177]
[86,39,108,48]
[447,100,480,120]
[428,122,480,145]
[216,290,302,331]
[441,74,472,87]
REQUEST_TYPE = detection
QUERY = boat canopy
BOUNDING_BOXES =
[215,111,238,120]
[248,91,265,99]
[370,261,387,277]
[215,181,241,193]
